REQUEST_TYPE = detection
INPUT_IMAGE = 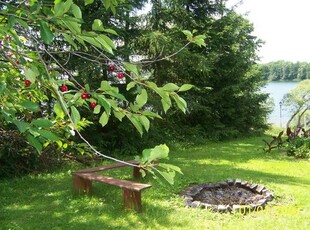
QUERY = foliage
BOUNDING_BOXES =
[259,61,310,81]
[281,79,310,127]
[262,127,310,158]
[286,136,310,158]
[129,0,270,139]
[0,0,202,183]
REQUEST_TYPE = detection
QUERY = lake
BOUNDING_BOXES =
[262,81,298,127]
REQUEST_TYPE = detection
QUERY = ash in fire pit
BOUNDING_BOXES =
[180,179,274,213]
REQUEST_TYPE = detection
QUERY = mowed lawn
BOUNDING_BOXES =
[1,136,310,230]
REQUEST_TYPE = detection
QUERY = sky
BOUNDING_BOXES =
[229,0,310,63]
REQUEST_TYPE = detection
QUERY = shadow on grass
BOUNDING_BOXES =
[1,136,309,229]
[0,171,184,230]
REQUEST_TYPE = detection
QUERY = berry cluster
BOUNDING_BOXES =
[108,64,124,79]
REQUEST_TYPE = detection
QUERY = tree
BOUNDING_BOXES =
[282,80,310,128]
[0,0,206,183]
[130,0,269,138]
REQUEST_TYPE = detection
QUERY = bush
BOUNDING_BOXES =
[286,136,310,158]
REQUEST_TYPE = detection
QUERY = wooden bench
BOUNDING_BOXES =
[72,160,151,212]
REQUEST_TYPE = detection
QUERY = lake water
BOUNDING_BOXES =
[262,81,298,127]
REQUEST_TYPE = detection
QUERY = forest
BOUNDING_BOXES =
[259,61,310,81]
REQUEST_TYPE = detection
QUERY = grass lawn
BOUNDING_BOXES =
[1,135,310,230]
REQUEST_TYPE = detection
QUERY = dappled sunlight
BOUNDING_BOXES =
[1,136,310,229]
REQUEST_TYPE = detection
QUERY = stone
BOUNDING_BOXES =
[232,205,242,212]
[235,179,242,186]
[249,183,258,190]
[191,201,201,208]
[256,185,265,194]
[241,180,248,186]
[219,182,229,188]
[256,198,267,207]
[184,199,193,207]
[217,205,228,212]
[226,179,234,185]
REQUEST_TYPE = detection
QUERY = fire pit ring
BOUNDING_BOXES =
[180,179,274,213]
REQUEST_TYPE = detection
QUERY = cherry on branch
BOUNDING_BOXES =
[24,79,31,86]
[117,72,124,79]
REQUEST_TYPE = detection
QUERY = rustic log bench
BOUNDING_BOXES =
[72,160,151,212]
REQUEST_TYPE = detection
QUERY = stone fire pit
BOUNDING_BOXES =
[180,179,274,213]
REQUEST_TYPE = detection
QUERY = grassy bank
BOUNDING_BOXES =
[1,136,310,230]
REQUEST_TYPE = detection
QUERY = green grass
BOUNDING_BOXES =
[1,135,310,230]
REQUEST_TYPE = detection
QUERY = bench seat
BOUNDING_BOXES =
[72,161,151,212]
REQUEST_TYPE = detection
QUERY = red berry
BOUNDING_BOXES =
[81,93,88,99]
[90,102,97,109]
[15,60,20,65]
[117,72,124,79]
[25,79,31,86]
[60,84,68,92]
[108,65,115,72]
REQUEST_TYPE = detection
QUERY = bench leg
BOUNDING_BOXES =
[133,166,148,179]
[122,188,142,212]
[73,174,92,194]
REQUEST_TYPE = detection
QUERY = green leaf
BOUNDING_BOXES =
[20,101,39,112]
[93,105,101,114]
[8,16,15,28]
[158,163,183,175]
[103,28,118,35]
[113,109,125,121]
[161,98,170,113]
[62,33,78,49]
[100,81,112,91]
[99,112,109,127]
[54,1,65,17]
[24,67,39,82]
[31,119,53,128]
[70,106,80,125]
[139,115,150,132]
[147,144,169,162]
[127,114,143,136]
[39,21,54,44]
[136,89,148,108]
[172,94,187,113]
[84,0,94,6]
[139,169,146,178]
[37,129,60,141]
[62,18,81,34]
[99,34,116,49]
[54,101,65,118]
[124,62,138,75]
[13,120,30,133]
[193,35,206,47]
[162,83,179,92]
[142,111,162,119]
[126,81,136,91]
[182,30,193,40]
[16,18,29,29]
[157,170,175,185]
[97,95,111,115]
[26,134,43,153]
[178,84,194,92]
[92,19,104,31]
[106,91,127,101]
[71,4,82,18]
